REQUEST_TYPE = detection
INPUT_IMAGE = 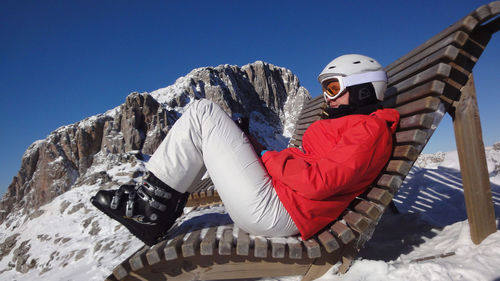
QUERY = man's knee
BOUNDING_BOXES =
[192,98,216,109]
[189,98,226,118]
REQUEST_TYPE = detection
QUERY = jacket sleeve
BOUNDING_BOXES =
[262,119,390,200]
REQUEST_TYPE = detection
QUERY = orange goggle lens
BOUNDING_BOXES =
[322,79,345,99]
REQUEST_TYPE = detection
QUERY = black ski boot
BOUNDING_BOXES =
[90,172,189,246]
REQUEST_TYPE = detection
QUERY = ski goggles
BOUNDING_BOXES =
[322,70,387,100]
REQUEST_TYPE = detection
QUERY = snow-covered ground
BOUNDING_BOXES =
[1,145,499,281]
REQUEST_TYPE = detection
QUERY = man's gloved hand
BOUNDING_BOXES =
[234,117,250,134]
[233,116,267,155]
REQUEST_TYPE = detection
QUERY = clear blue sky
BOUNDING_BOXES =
[1,0,499,196]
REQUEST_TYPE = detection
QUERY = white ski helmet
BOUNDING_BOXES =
[318,54,387,101]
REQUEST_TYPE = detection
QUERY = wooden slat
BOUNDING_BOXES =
[376,174,403,193]
[385,15,478,72]
[187,192,201,207]
[164,233,185,261]
[303,96,324,108]
[287,238,303,259]
[295,98,323,120]
[219,228,233,256]
[365,187,394,207]
[200,227,217,256]
[330,221,355,245]
[386,160,413,176]
[146,240,167,265]
[290,130,305,142]
[254,236,268,258]
[206,188,213,198]
[399,113,435,130]
[343,211,371,233]
[186,194,196,207]
[293,112,321,134]
[236,229,250,256]
[352,199,382,220]
[387,45,460,84]
[288,138,302,148]
[296,115,322,126]
[393,144,421,161]
[299,105,324,118]
[182,229,201,257]
[192,192,200,201]
[303,238,321,259]
[395,129,428,145]
[291,132,304,143]
[317,230,340,253]
[112,261,130,280]
[271,239,286,258]
[199,190,207,201]
[386,45,458,88]
[385,78,446,108]
[197,178,212,190]
[395,96,442,117]
[489,1,500,16]
[387,32,468,81]
[295,121,318,131]
[474,3,495,21]
[129,246,149,271]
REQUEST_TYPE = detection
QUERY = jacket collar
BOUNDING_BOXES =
[370,108,400,134]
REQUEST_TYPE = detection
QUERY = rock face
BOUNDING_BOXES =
[0,61,310,224]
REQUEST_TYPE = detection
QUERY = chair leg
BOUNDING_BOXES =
[338,256,353,274]
[301,258,336,281]
[301,250,343,281]
[451,73,496,244]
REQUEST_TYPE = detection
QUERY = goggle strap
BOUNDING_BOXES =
[342,71,387,87]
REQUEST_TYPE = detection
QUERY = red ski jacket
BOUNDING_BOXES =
[262,108,400,239]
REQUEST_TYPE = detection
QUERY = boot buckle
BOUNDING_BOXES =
[110,190,123,210]
[125,192,136,217]
[137,188,167,212]
[142,181,172,200]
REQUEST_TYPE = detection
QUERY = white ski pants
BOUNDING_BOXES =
[146,99,298,237]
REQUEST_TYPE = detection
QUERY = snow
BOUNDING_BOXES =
[1,141,500,281]
[327,220,500,281]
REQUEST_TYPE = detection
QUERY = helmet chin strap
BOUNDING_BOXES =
[325,105,356,119]
[326,103,382,119]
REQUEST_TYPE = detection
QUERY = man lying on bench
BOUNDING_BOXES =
[90,54,400,246]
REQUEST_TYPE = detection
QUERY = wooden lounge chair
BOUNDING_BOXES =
[105,2,499,280]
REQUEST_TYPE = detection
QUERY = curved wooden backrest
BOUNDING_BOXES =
[106,2,500,280]
[287,0,500,272]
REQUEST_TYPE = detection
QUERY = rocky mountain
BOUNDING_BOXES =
[0,61,310,279]
[0,61,310,225]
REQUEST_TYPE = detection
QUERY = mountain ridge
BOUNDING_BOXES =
[0,61,310,225]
